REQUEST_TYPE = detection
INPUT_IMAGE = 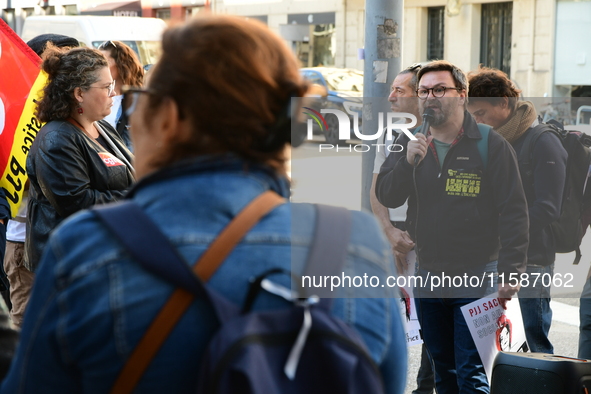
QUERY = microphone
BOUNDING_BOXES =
[414,108,435,166]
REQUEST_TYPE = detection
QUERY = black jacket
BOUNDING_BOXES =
[25,120,134,271]
[376,111,529,276]
[513,129,567,266]
[115,108,132,151]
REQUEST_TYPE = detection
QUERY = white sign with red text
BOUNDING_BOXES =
[460,294,528,382]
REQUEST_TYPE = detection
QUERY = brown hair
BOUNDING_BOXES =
[98,40,144,87]
[36,46,108,123]
[417,60,468,91]
[142,15,309,169]
[467,66,521,110]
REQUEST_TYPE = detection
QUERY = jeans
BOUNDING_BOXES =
[417,298,490,394]
[412,343,435,394]
[415,261,497,394]
[412,292,435,394]
[517,264,553,354]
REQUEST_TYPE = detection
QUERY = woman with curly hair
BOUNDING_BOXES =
[99,40,144,150]
[24,46,134,274]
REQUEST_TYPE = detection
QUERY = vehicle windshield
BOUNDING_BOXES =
[93,40,161,66]
[321,69,364,93]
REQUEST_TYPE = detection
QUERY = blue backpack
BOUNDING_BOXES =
[93,191,385,394]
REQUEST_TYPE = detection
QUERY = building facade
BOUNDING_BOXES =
[215,0,588,100]
[215,0,366,72]
[2,0,589,100]
[1,0,79,35]
[404,0,556,98]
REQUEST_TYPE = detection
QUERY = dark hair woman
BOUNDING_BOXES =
[98,40,144,150]
[24,46,134,274]
[3,16,406,394]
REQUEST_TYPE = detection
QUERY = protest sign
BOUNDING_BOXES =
[0,19,46,217]
[398,250,423,347]
[461,294,528,382]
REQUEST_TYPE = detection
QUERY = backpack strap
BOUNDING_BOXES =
[301,204,351,302]
[94,190,285,394]
[476,124,491,170]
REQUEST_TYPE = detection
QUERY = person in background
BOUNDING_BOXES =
[578,271,591,359]
[467,66,567,354]
[370,64,422,274]
[98,40,144,150]
[26,34,79,58]
[2,192,31,329]
[369,63,435,394]
[0,181,20,381]
[0,190,10,309]
[1,34,80,328]
[24,46,134,277]
[2,15,407,393]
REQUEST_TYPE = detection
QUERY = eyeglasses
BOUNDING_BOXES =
[89,80,116,96]
[406,63,422,72]
[122,86,158,117]
[98,40,117,50]
[416,86,463,99]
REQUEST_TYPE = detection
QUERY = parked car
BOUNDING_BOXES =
[300,67,363,145]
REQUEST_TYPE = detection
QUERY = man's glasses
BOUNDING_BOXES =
[416,86,463,100]
[122,86,157,117]
[89,80,116,96]
[98,40,117,50]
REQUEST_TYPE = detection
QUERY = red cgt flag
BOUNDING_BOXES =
[0,19,47,217]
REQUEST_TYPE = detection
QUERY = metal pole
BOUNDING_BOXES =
[360,0,403,211]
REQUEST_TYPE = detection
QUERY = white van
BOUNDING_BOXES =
[21,15,167,66]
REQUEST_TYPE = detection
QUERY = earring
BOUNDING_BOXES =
[77,106,84,114]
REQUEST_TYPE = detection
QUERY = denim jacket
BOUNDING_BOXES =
[2,156,407,394]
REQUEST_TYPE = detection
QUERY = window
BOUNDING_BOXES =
[64,5,78,15]
[156,9,171,20]
[21,8,35,18]
[480,2,513,75]
[312,23,335,67]
[427,7,445,60]
[185,7,203,18]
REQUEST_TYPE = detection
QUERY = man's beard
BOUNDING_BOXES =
[430,110,448,126]
[423,101,450,126]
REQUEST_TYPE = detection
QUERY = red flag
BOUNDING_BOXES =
[0,19,47,217]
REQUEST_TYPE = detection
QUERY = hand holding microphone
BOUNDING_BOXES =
[408,108,435,166]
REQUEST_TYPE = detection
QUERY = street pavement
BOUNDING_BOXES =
[291,140,588,392]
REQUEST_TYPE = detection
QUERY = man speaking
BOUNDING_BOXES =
[376,60,529,394]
